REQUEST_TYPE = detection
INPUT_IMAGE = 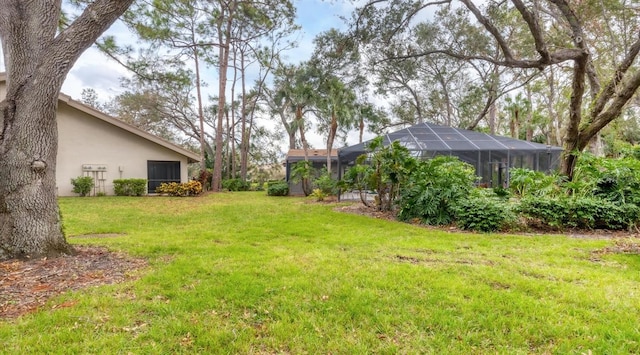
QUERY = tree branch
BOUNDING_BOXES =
[510,0,549,63]
[459,0,516,62]
[548,0,600,96]
[379,48,583,69]
[590,32,640,119]
[47,0,134,82]
[580,69,640,147]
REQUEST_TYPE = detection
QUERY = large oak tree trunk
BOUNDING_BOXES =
[0,83,70,260]
[0,0,134,260]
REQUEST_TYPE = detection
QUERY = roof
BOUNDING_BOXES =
[339,122,563,162]
[0,73,200,163]
[286,149,338,162]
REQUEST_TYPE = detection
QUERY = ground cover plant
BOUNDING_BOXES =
[1,193,639,353]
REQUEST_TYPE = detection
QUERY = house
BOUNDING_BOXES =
[285,149,338,195]
[338,122,563,188]
[0,73,200,196]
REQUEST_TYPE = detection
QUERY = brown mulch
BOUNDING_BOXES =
[0,245,146,320]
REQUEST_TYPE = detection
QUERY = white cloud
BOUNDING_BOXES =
[63,47,132,101]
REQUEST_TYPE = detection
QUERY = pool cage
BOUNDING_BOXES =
[338,122,563,188]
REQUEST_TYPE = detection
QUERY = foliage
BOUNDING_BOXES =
[518,196,640,230]
[198,170,212,191]
[222,178,251,192]
[313,169,337,195]
[113,179,147,196]
[267,181,289,196]
[398,156,477,225]
[342,137,416,211]
[339,163,375,207]
[455,194,515,233]
[290,160,315,196]
[309,188,328,202]
[350,0,640,180]
[70,176,94,197]
[509,168,560,198]
[156,181,202,197]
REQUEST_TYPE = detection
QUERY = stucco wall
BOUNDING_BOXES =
[1,79,192,196]
[56,102,189,196]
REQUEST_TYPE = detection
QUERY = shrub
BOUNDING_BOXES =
[222,178,251,191]
[313,170,337,195]
[455,195,515,232]
[113,179,147,196]
[517,197,568,228]
[156,180,202,196]
[517,196,640,230]
[341,137,416,211]
[198,169,212,191]
[398,156,477,225]
[509,168,560,198]
[309,188,328,202]
[290,161,315,196]
[567,198,640,230]
[267,181,289,196]
[71,176,94,197]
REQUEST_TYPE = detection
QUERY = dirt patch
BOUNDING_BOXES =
[590,239,640,261]
[0,246,146,320]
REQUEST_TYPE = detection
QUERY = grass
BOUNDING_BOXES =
[1,192,639,353]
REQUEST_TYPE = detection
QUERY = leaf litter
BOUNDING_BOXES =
[0,246,146,319]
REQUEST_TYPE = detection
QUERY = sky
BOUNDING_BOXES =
[61,0,355,99]
[0,1,369,151]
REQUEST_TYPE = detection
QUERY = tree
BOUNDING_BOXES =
[315,75,357,174]
[352,0,640,180]
[123,0,215,172]
[0,0,134,260]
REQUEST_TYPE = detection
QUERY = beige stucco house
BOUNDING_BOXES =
[0,73,200,196]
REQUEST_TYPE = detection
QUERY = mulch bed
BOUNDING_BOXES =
[0,245,146,320]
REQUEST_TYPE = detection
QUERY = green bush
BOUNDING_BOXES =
[517,197,568,228]
[222,178,250,191]
[518,196,640,230]
[340,137,416,211]
[156,181,202,196]
[398,156,477,225]
[455,196,515,232]
[113,179,147,196]
[313,170,337,195]
[567,198,640,230]
[309,188,328,202]
[267,181,289,196]
[290,161,315,196]
[509,168,560,197]
[71,176,94,197]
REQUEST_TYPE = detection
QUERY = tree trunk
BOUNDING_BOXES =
[326,113,338,175]
[0,87,71,260]
[525,87,533,141]
[213,11,234,192]
[0,0,134,260]
[193,47,207,172]
[296,106,309,161]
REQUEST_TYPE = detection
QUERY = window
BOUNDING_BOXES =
[147,161,180,193]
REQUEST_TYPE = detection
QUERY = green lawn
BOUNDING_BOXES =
[1,192,639,354]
